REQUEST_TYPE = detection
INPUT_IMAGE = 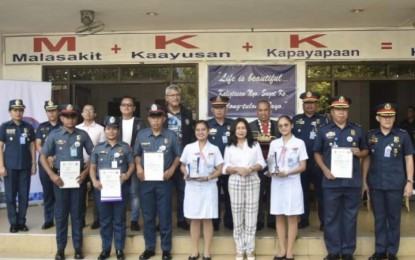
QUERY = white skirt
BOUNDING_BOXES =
[270,175,304,216]
[184,181,218,219]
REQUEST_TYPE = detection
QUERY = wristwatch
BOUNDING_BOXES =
[406,179,414,184]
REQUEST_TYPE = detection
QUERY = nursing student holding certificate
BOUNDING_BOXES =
[180,120,223,260]
[90,116,135,260]
[268,115,308,260]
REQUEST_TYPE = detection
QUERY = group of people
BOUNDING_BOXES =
[0,86,413,260]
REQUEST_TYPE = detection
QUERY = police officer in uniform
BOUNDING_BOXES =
[36,100,61,230]
[362,103,414,260]
[249,100,280,230]
[0,99,36,233]
[207,96,235,230]
[90,116,135,260]
[134,104,181,260]
[313,96,368,260]
[40,104,94,260]
[292,91,328,230]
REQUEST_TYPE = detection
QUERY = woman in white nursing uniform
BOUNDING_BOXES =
[180,120,223,260]
[268,115,308,260]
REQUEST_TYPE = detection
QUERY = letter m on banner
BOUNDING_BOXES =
[33,37,76,52]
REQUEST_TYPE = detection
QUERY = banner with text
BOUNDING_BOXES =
[208,65,296,117]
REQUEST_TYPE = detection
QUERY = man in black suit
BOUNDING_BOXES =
[118,96,146,231]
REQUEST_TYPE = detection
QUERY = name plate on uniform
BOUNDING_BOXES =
[99,168,121,202]
[144,152,164,181]
[60,161,80,188]
[330,147,352,178]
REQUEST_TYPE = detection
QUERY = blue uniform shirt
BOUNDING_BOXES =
[134,128,181,171]
[0,120,35,169]
[207,118,234,155]
[293,113,328,164]
[90,140,134,177]
[313,121,367,188]
[41,127,94,169]
[35,120,62,144]
[366,128,414,190]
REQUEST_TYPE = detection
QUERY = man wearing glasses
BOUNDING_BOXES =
[164,84,195,230]
[118,96,145,231]
[76,104,105,229]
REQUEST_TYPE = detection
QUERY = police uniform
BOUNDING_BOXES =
[40,104,94,257]
[313,96,367,259]
[36,100,61,228]
[292,91,328,229]
[207,95,235,229]
[134,104,181,259]
[90,116,134,260]
[249,116,280,228]
[366,103,414,260]
[0,99,35,232]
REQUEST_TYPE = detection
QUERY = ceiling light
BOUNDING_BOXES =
[351,9,364,14]
[146,12,159,16]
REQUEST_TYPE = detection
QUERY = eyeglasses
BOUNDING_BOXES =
[166,94,181,98]
[278,123,290,128]
[120,103,133,108]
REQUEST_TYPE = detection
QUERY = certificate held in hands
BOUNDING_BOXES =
[60,161,80,188]
[330,147,353,178]
[99,169,122,202]
[144,152,164,181]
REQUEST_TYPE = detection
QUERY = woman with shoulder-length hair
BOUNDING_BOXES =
[268,115,308,260]
[180,120,224,260]
[223,118,266,260]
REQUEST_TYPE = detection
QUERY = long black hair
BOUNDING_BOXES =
[227,117,256,148]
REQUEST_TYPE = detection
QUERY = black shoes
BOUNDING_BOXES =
[116,249,125,260]
[297,220,310,229]
[368,253,388,260]
[91,221,100,230]
[74,249,84,259]
[139,250,155,260]
[257,222,264,231]
[324,254,341,260]
[177,220,190,230]
[387,254,398,260]
[273,256,286,260]
[97,250,110,260]
[342,254,354,260]
[18,224,29,231]
[42,221,54,230]
[9,225,18,233]
[162,251,172,260]
[188,253,200,260]
[55,250,65,260]
[131,221,140,231]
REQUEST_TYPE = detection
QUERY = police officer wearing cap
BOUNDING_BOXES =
[362,103,414,260]
[292,91,328,230]
[40,104,94,260]
[313,96,368,260]
[35,100,62,230]
[134,104,181,260]
[207,95,235,230]
[90,116,135,260]
[0,99,36,233]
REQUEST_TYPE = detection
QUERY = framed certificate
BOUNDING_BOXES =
[60,161,80,188]
[330,147,353,178]
[99,168,122,202]
[144,152,164,181]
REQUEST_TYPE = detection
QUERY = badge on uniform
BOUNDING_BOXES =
[394,136,399,143]
[384,145,391,157]
[20,133,26,144]
[164,138,169,145]
[326,131,336,139]
[70,146,78,157]
[209,128,217,136]
[76,135,81,141]
[351,130,356,136]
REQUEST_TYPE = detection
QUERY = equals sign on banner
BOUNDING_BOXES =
[381,42,393,50]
